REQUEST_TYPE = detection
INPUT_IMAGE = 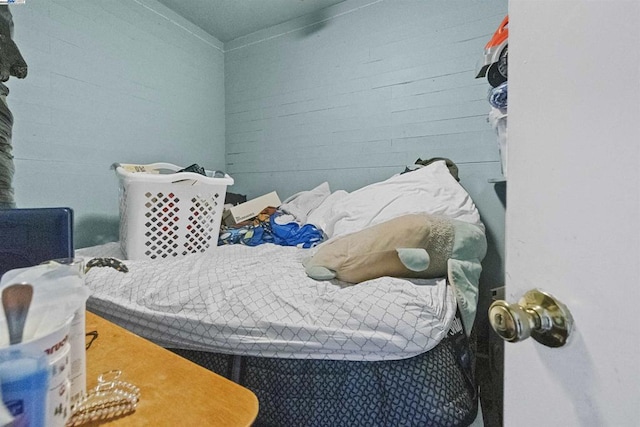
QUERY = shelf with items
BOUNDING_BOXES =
[477,15,509,186]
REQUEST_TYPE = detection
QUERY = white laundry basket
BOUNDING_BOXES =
[113,163,233,260]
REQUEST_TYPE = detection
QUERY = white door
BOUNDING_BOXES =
[503,1,640,426]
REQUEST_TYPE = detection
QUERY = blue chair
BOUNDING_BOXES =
[0,208,74,278]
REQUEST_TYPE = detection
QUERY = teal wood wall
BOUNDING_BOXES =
[7,0,225,247]
[225,0,505,195]
[224,0,507,320]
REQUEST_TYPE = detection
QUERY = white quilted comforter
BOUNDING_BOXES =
[80,242,457,361]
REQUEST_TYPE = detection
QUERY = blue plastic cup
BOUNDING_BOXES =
[0,351,49,427]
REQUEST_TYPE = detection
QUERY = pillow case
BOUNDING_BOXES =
[279,182,331,223]
[305,190,348,233]
[304,213,455,284]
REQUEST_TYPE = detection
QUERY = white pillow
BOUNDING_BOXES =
[323,161,483,238]
[279,182,331,223]
[306,190,349,232]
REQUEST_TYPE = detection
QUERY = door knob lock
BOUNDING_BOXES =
[489,289,573,347]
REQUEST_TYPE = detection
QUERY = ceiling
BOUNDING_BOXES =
[155,0,347,43]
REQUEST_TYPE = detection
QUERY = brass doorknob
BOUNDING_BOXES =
[489,289,573,347]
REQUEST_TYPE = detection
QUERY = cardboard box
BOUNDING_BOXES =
[224,191,281,225]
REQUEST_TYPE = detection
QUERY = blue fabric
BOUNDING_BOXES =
[218,211,324,248]
[488,81,508,109]
[269,215,324,248]
[218,226,253,245]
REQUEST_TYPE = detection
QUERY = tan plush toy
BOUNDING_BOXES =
[304,213,456,284]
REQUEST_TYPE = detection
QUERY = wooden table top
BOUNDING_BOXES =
[83,311,259,426]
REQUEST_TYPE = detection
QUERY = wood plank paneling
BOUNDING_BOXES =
[8,0,225,247]
[225,1,506,198]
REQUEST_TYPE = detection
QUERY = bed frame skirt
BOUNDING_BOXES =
[170,312,477,427]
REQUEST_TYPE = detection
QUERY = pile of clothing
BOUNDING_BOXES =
[218,207,324,248]
[219,183,331,248]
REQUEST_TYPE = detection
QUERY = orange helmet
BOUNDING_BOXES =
[476,15,508,87]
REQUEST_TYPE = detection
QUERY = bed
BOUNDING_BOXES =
[78,160,487,427]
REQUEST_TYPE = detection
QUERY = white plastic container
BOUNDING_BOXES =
[0,315,74,427]
[67,308,86,413]
[114,163,234,260]
[1,260,89,427]
[47,343,71,427]
[0,351,49,427]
